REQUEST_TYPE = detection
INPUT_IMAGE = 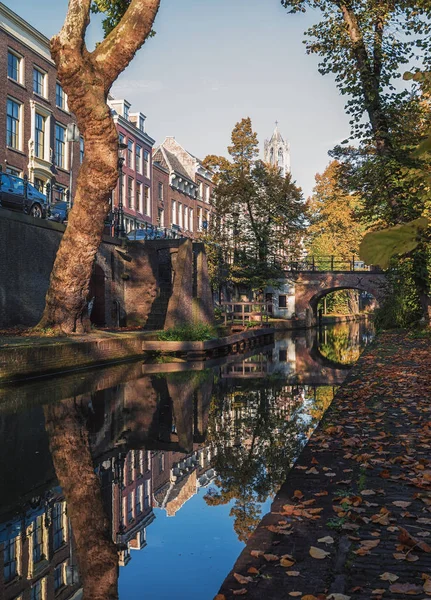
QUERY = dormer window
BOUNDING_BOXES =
[139,116,145,132]
[124,104,129,120]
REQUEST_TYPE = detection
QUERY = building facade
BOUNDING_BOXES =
[107,97,155,234]
[0,2,81,204]
[153,137,214,239]
[263,123,290,177]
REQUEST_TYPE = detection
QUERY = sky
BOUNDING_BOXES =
[11,0,352,198]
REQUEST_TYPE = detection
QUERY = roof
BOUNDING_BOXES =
[155,146,196,186]
[269,124,285,144]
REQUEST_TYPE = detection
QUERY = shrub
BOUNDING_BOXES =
[158,323,218,341]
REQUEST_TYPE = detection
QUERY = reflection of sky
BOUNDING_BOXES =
[119,488,271,600]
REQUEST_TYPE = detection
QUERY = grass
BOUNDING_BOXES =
[157,323,218,342]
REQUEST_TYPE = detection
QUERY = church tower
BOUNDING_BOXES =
[264,122,291,177]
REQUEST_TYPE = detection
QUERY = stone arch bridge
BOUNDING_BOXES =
[291,270,387,327]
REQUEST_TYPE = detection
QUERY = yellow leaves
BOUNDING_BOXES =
[354,539,380,556]
[280,556,296,567]
[309,546,330,559]
[247,567,259,575]
[398,526,431,553]
[360,489,376,496]
[233,573,253,585]
[380,572,399,582]
[306,467,319,475]
[389,582,423,595]
[250,550,263,558]
[288,592,302,597]
[392,500,411,508]
[317,536,334,544]
[263,553,279,562]
[286,571,300,576]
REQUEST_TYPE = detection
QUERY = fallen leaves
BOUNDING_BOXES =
[389,582,423,595]
[380,572,399,582]
[309,546,330,559]
[354,538,380,556]
[233,573,253,585]
[317,536,334,544]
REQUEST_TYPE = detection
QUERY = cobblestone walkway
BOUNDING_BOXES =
[217,331,431,600]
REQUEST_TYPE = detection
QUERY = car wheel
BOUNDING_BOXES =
[30,204,43,218]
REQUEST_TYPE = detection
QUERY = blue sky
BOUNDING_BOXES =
[11,0,352,197]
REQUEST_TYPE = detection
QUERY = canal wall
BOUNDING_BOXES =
[0,210,213,330]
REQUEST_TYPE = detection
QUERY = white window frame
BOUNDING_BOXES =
[6,97,23,151]
[136,181,143,214]
[7,49,24,85]
[171,200,176,225]
[55,123,67,169]
[145,186,151,216]
[33,67,48,98]
[135,145,142,174]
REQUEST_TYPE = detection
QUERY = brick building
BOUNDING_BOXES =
[0,2,81,204]
[107,97,155,234]
[152,137,214,238]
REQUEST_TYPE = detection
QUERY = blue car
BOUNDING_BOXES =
[0,173,48,218]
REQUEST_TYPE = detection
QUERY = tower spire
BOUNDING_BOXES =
[263,122,291,177]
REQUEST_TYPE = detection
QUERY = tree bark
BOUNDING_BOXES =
[340,4,391,154]
[37,0,160,334]
[44,398,119,600]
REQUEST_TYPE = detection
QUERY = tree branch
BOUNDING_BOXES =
[52,0,92,56]
[92,0,160,90]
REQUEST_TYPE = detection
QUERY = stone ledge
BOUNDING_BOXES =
[0,328,275,383]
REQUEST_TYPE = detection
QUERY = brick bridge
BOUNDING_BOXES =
[291,269,387,327]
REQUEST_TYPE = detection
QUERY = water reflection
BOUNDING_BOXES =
[0,321,373,600]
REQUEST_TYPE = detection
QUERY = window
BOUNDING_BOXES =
[205,184,210,202]
[33,68,46,97]
[127,139,133,168]
[32,516,44,564]
[145,186,150,216]
[136,181,143,213]
[139,116,145,132]
[189,208,193,232]
[80,137,84,163]
[56,82,66,109]
[171,200,176,225]
[197,207,202,231]
[158,207,164,227]
[158,453,165,474]
[35,113,45,159]
[135,145,142,174]
[135,485,142,515]
[199,182,203,199]
[55,124,66,169]
[144,480,150,509]
[144,151,150,177]
[184,206,188,230]
[119,133,125,146]
[127,453,134,484]
[7,50,22,83]
[158,182,164,202]
[3,536,18,582]
[54,563,65,591]
[279,349,287,362]
[279,295,287,308]
[127,177,134,209]
[178,203,183,228]
[53,502,66,551]
[6,166,20,176]
[6,98,21,150]
[31,579,44,600]
[127,492,133,523]
[53,184,67,203]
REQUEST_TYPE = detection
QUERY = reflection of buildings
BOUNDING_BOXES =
[98,450,154,568]
[152,446,216,517]
[0,491,81,600]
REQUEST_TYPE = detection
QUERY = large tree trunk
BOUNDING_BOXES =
[44,398,119,600]
[36,0,160,334]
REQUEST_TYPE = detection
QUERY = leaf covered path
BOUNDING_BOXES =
[217,332,431,600]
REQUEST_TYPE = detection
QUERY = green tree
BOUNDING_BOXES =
[204,118,305,295]
[37,0,160,334]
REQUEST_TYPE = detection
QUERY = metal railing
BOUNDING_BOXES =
[220,301,273,326]
[287,256,376,273]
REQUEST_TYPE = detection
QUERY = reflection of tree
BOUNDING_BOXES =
[204,383,309,542]
[318,323,365,365]
[44,398,119,600]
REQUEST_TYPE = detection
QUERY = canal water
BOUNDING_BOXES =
[0,321,373,600]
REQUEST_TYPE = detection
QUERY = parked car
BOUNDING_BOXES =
[48,201,68,224]
[0,173,48,218]
[127,227,168,241]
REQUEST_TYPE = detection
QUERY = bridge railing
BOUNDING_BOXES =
[220,301,273,326]
[287,256,378,273]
